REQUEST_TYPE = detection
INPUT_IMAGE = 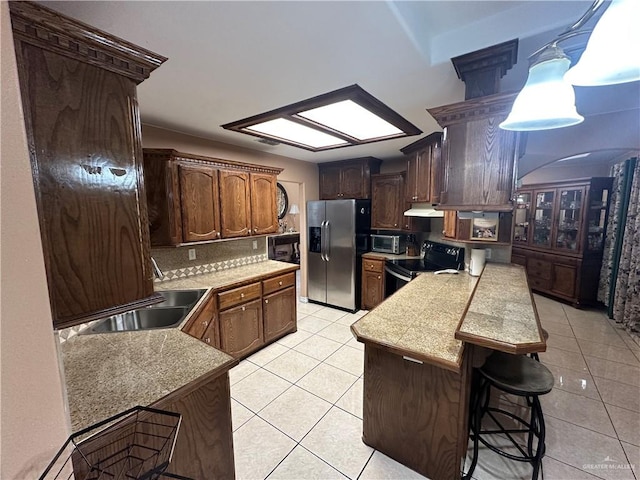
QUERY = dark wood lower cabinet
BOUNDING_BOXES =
[159,373,235,479]
[512,247,600,306]
[263,286,296,342]
[361,256,385,310]
[219,299,264,358]
[362,344,472,480]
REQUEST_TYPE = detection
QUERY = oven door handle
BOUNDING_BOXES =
[385,266,412,283]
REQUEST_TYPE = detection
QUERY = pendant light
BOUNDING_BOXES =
[500,0,638,132]
[500,45,584,131]
[565,0,640,86]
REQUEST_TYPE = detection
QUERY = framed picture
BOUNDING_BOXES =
[470,217,499,241]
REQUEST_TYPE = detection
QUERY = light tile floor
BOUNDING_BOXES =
[230,294,640,479]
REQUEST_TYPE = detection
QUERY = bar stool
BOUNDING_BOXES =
[530,328,549,362]
[465,351,554,480]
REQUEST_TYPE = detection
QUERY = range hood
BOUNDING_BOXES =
[404,203,444,218]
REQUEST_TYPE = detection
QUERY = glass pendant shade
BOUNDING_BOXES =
[500,52,584,131]
[565,0,640,86]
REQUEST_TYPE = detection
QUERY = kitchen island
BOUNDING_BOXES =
[60,259,298,479]
[351,263,544,480]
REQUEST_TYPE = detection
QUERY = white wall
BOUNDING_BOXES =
[1,2,70,477]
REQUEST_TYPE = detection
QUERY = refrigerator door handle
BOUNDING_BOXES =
[325,221,330,262]
[320,221,327,261]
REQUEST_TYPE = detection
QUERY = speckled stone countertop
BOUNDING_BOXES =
[455,263,545,354]
[351,271,479,372]
[154,260,298,291]
[351,263,544,372]
[62,260,298,433]
[362,252,422,261]
[61,328,235,433]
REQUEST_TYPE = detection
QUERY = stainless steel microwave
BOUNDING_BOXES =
[370,234,406,254]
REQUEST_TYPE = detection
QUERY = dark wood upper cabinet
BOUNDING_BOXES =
[143,149,282,246]
[371,173,405,230]
[427,93,523,211]
[318,157,381,200]
[219,170,252,238]
[179,164,221,242]
[10,1,167,329]
[249,173,278,236]
[400,132,443,204]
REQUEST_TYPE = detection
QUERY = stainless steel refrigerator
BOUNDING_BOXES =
[307,199,370,312]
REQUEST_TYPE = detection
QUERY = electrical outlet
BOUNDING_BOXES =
[252,240,258,250]
[188,248,196,261]
[485,248,492,260]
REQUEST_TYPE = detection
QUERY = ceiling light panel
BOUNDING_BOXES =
[297,100,404,140]
[246,118,348,149]
[222,84,421,152]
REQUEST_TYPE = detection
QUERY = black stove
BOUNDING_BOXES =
[385,240,465,280]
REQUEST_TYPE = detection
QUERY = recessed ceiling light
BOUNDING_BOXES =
[222,84,421,152]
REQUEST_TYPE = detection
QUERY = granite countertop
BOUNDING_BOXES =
[351,263,545,372]
[351,271,479,372]
[61,328,235,433]
[362,252,422,261]
[455,263,545,354]
[62,260,298,433]
[155,259,298,291]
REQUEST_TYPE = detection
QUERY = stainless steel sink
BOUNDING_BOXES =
[86,307,189,333]
[81,289,207,334]
[151,289,208,308]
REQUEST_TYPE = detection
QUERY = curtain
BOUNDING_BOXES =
[612,159,640,332]
[598,162,626,305]
[599,157,640,334]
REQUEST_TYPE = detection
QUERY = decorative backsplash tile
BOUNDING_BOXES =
[151,237,267,272]
[154,254,268,282]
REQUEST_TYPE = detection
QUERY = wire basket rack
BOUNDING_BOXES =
[40,406,191,480]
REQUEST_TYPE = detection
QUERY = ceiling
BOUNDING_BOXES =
[39,1,639,173]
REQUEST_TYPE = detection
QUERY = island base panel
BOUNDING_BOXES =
[362,344,471,480]
[159,373,235,479]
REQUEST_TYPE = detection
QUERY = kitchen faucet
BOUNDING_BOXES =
[151,257,164,279]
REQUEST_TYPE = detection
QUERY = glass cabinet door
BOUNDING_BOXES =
[532,190,554,248]
[513,192,532,244]
[555,188,584,252]
[586,186,609,252]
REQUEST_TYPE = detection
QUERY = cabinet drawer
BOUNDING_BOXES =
[263,272,296,295]
[528,276,551,291]
[217,282,261,311]
[527,259,552,279]
[363,259,384,273]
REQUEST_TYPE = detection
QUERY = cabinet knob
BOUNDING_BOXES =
[377,275,381,279]
[278,281,283,286]
[202,320,208,327]
[242,306,246,311]
[254,228,258,233]
[369,264,374,268]
[265,299,269,304]
[394,223,398,227]
[217,232,221,238]
[205,337,210,344]
[241,293,245,298]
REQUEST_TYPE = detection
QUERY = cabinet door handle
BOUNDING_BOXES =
[205,337,211,344]
[242,306,246,311]
[202,320,208,327]
[265,299,269,304]
[241,293,245,298]
[278,281,283,286]
[217,232,221,238]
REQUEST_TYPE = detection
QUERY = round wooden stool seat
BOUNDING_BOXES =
[481,351,554,396]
